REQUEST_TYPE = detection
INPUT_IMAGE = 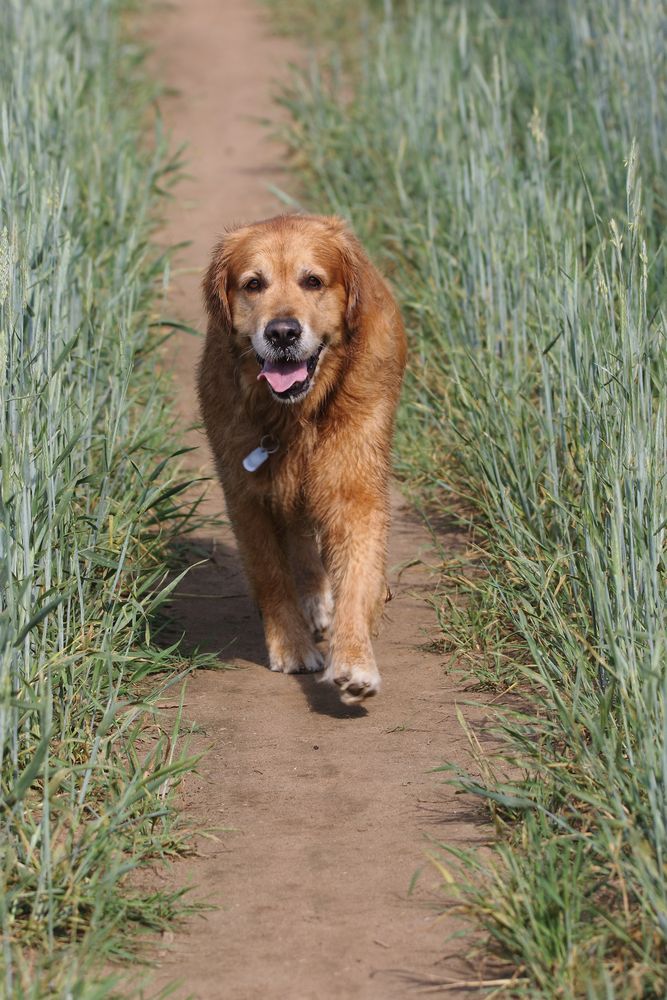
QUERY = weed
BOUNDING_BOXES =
[0,1,205,993]
[272,0,667,992]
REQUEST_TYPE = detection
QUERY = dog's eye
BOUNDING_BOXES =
[244,277,262,292]
[304,274,323,290]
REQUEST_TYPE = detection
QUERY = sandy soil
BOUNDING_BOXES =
[140,2,491,997]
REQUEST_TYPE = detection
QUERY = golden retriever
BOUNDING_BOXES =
[199,214,406,704]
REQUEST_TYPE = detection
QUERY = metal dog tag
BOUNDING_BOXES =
[243,446,269,472]
[242,435,278,473]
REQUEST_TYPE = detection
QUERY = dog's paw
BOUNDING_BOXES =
[324,655,381,704]
[300,584,334,637]
[268,637,324,675]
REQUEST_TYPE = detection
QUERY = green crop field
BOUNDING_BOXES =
[270,0,667,994]
[0,1,206,995]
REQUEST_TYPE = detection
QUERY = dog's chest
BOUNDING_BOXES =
[241,428,317,516]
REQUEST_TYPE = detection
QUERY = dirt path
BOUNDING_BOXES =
[143,3,490,997]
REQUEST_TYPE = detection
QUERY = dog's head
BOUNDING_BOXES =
[203,214,366,404]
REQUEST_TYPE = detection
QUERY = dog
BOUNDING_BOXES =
[198,214,406,704]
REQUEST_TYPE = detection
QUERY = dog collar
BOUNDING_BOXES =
[243,434,279,472]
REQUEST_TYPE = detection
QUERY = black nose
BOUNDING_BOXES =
[264,317,301,350]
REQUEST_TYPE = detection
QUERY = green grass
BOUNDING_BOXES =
[269,0,667,994]
[0,1,209,994]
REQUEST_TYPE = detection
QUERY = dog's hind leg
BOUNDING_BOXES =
[286,518,334,640]
[226,494,324,675]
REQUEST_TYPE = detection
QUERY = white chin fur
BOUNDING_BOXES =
[270,389,310,405]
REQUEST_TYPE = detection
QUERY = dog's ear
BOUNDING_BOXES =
[202,236,234,332]
[332,220,372,335]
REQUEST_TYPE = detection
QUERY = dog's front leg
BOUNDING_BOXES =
[226,494,324,675]
[320,499,389,704]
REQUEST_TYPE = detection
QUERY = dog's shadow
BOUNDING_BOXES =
[157,532,265,662]
[157,533,368,719]
[294,673,369,720]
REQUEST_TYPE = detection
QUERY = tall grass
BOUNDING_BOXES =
[1,0,204,994]
[272,0,667,993]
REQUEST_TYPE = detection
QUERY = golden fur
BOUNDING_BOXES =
[199,214,406,704]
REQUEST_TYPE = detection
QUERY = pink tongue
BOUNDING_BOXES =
[258,358,308,393]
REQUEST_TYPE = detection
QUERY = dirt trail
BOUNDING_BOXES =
[144,3,489,997]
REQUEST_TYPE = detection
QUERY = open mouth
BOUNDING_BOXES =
[256,345,324,401]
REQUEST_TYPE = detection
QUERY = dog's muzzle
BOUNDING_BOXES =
[264,316,301,351]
